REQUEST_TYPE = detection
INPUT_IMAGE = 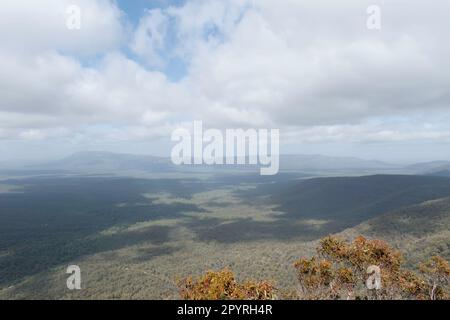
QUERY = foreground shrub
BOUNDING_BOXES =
[419,255,450,300]
[178,268,277,300]
[178,236,449,300]
[296,236,418,299]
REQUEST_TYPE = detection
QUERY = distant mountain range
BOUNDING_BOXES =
[403,160,450,176]
[40,151,174,172]
[279,154,399,173]
[2,151,450,176]
[7,151,403,175]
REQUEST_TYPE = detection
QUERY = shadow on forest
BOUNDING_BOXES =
[0,176,210,286]
[0,173,344,287]
[5,173,447,287]
[182,216,336,244]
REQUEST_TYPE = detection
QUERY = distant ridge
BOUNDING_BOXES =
[35,151,174,172]
[404,160,450,175]
[280,154,397,171]
[19,151,401,174]
[4,151,450,176]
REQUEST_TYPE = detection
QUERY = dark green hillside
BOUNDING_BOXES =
[341,196,450,266]
[265,174,450,225]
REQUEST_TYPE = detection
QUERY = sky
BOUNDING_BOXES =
[0,0,450,163]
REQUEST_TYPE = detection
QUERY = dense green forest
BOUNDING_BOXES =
[0,173,449,299]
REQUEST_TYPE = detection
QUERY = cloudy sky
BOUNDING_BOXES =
[1,0,450,163]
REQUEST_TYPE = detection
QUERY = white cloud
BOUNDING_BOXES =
[130,9,169,67]
[1,0,450,159]
[184,0,450,127]
[0,0,124,55]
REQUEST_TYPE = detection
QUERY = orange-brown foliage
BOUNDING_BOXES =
[178,268,277,300]
[178,236,449,300]
[419,255,450,300]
